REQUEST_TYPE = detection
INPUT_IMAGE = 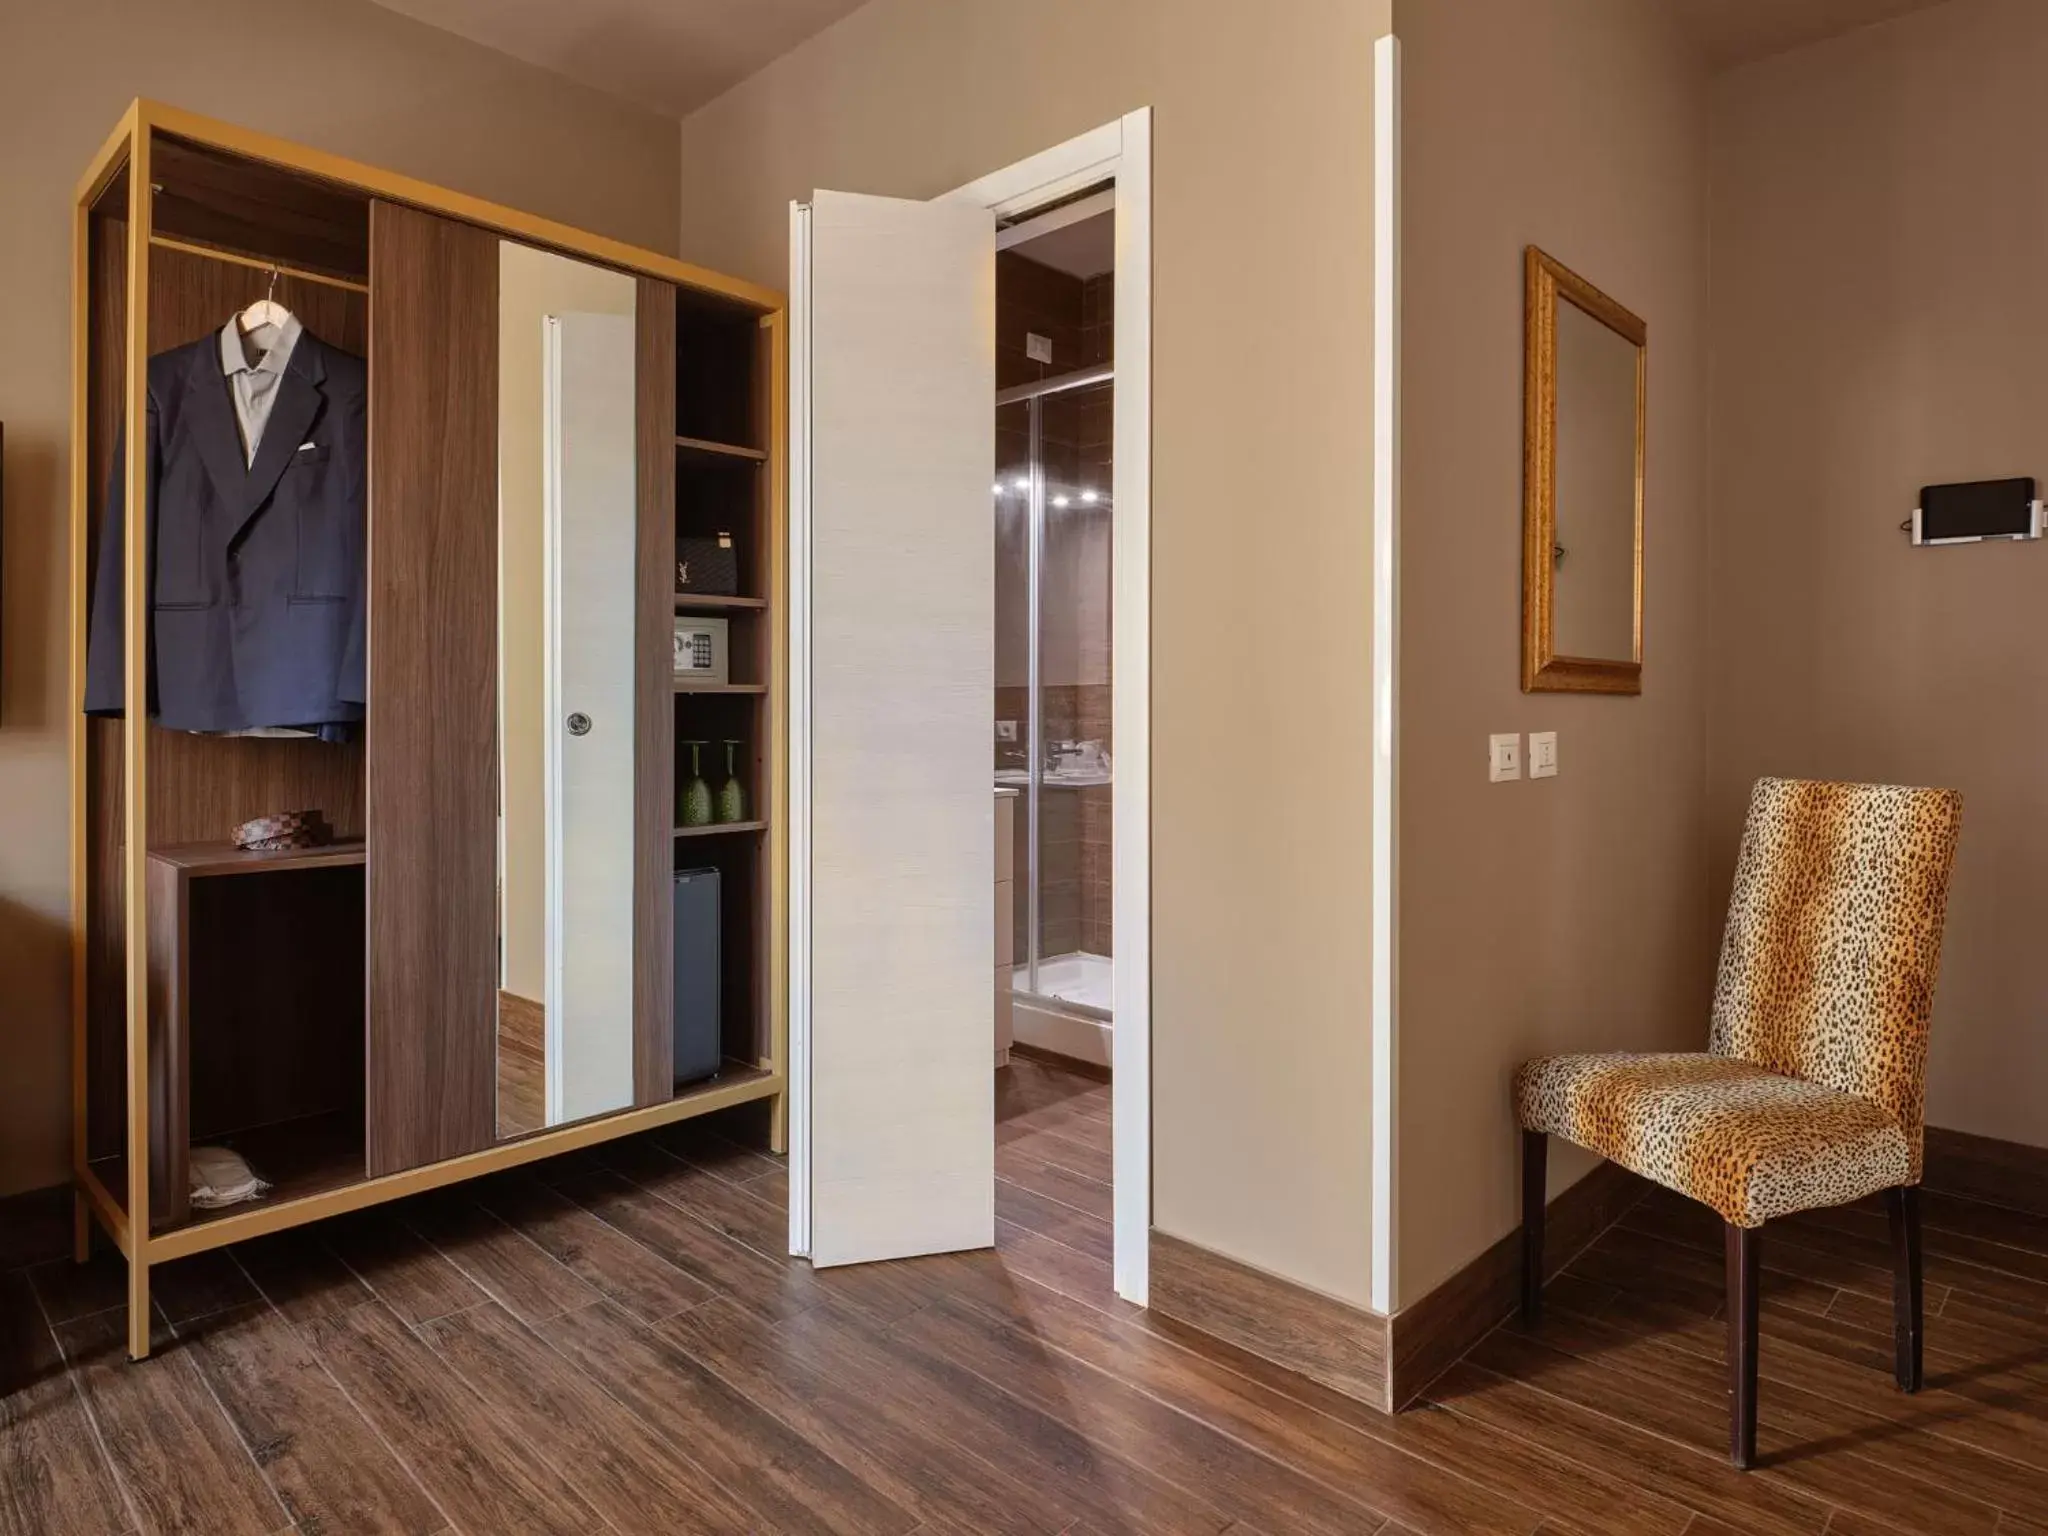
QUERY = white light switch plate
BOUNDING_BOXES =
[1529,731,1558,779]
[1489,733,1522,783]
[1026,331,1054,364]
[995,720,1018,743]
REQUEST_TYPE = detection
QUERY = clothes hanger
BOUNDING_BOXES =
[238,266,293,336]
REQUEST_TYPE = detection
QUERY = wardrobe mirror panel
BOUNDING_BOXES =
[497,240,640,1137]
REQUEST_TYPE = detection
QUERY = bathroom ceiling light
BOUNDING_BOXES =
[993,482,1005,496]
[1012,477,1030,493]
[1052,494,1070,508]
[1080,489,1100,504]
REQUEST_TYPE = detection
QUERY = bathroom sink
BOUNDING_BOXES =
[993,768,1113,789]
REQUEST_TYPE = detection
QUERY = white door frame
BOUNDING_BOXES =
[788,202,813,1256]
[948,108,1154,1306]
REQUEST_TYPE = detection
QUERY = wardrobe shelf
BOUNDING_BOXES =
[674,820,767,839]
[675,434,767,462]
[91,1106,364,1235]
[673,681,769,695]
[124,1065,783,1244]
[674,592,767,611]
[149,839,367,876]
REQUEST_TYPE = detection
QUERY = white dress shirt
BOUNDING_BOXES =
[218,312,304,465]
[217,311,317,737]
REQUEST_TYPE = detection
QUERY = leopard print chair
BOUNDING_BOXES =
[1514,777,1963,1469]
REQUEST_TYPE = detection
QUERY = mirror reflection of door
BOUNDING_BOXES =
[1552,298,1640,662]
[498,242,639,1138]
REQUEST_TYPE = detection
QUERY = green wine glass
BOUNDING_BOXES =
[680,740,715,827]
[717,739,748,824]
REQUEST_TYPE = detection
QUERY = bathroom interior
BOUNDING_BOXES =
[994,190,1116,1078]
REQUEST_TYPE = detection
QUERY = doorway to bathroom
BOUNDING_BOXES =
[956,110,1151,1304]
[995,194,1116,1071]
[786,111,1151,1300]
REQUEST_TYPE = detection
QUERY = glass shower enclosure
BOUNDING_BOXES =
[995,369,1113,1021]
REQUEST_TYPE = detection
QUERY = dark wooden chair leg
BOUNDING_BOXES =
[1725,1221,1761,1470]
[1520,1130,1546,1325]
[1887,1185,1924,1393]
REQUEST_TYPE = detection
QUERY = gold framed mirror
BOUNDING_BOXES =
[1522,246,1645,694]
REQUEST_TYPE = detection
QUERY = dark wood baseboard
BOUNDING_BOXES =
[0,1183,74,1269]
[1009,1041,1111,1082]
[1148,1231,1390,1411]
[1925,1124,2048,1217]
[1387,1155,1650,1410]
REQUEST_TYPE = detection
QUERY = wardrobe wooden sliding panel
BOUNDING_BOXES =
[635,277,678,1105]
[366,201,499,1176]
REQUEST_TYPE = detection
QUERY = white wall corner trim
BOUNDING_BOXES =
[1370,32,1401,1317]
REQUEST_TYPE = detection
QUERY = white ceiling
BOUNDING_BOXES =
[1671,0,1954,70]
[365,0,869,118]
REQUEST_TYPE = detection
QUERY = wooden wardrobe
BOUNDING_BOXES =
[69,101,788,1359]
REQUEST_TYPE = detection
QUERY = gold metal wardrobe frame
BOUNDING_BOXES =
[68,101,790,1359]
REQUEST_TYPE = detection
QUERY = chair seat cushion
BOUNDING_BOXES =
[1514,1052,1912,1227]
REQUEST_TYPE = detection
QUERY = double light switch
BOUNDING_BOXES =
[1490,731,1559,782]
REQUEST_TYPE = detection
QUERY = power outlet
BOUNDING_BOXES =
[995,720,1019,743]
[1529,731,1558,779]
[1489,733,1522,783]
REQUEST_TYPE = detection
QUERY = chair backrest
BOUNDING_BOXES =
[1709,777,1963,1158]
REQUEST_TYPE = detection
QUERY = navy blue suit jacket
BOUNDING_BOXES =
[84,329,367,734]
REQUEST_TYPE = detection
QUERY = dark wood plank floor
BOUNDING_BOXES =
[494,997,547,1142]
[7,1058,2048,1534]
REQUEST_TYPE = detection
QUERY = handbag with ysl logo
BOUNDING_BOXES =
[675,532,740,596]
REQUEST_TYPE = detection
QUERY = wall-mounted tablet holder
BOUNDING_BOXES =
[1906,477,2044,546]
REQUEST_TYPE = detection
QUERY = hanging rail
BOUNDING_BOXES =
[148,233,370,295]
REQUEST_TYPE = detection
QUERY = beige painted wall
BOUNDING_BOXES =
[1707,0,2048,1151]
[1394,0,1715,1306]
[0,0,680,1196]
[673,0,1388,1304]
